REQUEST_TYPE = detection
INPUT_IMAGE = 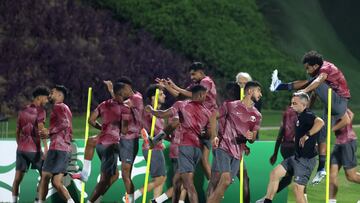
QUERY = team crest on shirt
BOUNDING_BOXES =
[296,120,299,127]
[250,116,256,122]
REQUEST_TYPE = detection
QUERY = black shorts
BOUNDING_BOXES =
[211,148,239,179]
[16,150,43,172]
[143,149,166,178]
[281,155,316,186]
[315,82,348,144]
[42,150,71,174]
[201,137,212,150]
[96,144,119,176]
[178,146,202,173]
[331,140,357,170]
[171,158,178,173]
[119,138,139,164]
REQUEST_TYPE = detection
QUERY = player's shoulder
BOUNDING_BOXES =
[175,100,188,106]
[320,61,338,72]
[55,102,71,112]
[301,109,316,119]
[201,76,215,84]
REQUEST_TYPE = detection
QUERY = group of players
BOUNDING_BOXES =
[11,50,359,203]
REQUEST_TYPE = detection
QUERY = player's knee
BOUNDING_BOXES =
[222,175,232,187]
[269,169,279,181]
[330,171,338,180]
[51,180,63,191]
[345,172,357,182]
[293,184,304,196]
[121,170,131,180]
[160,175,167,183]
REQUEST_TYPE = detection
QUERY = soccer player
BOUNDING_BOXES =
[87,82,132,203]
[145,85,217,203]
[269,106,297,165]
[38,85,75,203]
[329,109,360,203]
[73,77,143,202]
[207,81,262,203]
[105,77,144,203]
[129,84,167,201]
[258,92,324,203]
[269,106,297,192]
[270,51,351,184]
[12,86,50,203]
[158,62,217,180]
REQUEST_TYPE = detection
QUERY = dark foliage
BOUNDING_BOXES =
[0,0,191,114]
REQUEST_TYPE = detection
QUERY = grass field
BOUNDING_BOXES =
[1,111,359,202]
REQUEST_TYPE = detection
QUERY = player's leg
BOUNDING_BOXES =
[181,172,198,203]
[207,148,219,196]
[312,119,327,184]
[177,146,201,203]
[172,172,182,203]
[264,164,287,200]
[201,140,211,180]
[72,135,98,181]
[343,140,360,183]
[293,183,306,203]
[38,171,53,202]
[207,172,232,203]
[329,164,340,200]
[11,170,25,202]
[207,171,220,197]
[88,172,112,202]
[52,173,74,202]
[243,168,250,203]
[120,138,138,202]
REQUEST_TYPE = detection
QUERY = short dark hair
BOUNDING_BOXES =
[53,85,68,99]
[116,76,132,86]
[146,84,162,100]
[244,81,262,92]
[293,92,310,103]
[190,84,207,94]
[302,50,323,67]
[32,86,50,98]
[113,82,127,95]
[189,62,206,72]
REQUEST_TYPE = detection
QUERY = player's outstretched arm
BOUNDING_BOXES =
[145,105,173,118]
[301,73,327,93]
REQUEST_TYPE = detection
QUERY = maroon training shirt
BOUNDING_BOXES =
[17,104,46,152]
[96,99,131,145]
[49,103,72,152]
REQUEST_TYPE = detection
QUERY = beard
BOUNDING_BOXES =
[251,95,258,102]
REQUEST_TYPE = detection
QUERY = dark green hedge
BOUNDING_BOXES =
[85,0,305,108]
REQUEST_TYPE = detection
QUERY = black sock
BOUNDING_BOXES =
[277,175,292,193]
[275,83,292,91]
[264,198,272,203]
[317,155,326,171]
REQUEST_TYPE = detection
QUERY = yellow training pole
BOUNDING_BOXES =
[240,87,244,203]
[142,89,160,203]
[325,88,332,203]
[81,87,92,203]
